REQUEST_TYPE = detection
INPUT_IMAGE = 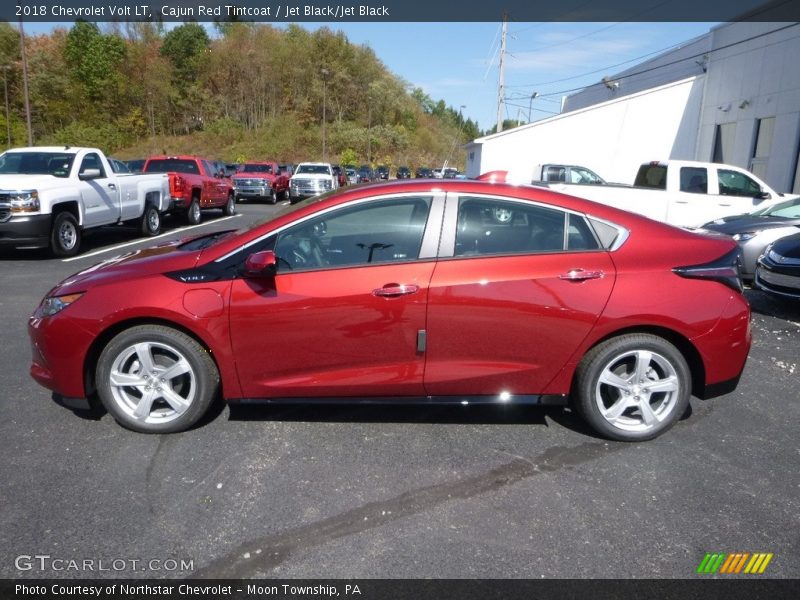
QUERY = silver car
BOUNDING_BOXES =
[700,197,800,280]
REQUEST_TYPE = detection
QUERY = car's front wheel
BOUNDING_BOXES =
[573,334,691,442]
[223,192,236,216]
[95,325,220,433]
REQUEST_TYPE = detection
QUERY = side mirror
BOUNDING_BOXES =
[79,168,102,180]
[757,190,771,200]
[244,250,277,278]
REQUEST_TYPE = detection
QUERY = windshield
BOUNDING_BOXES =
[240,164,272,174]
[0,151,76,177]
[752,197,800,217]
[295,165,331,175]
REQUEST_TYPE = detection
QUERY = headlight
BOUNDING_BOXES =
[732,232,756,241]
[40,293,84,317]
[10,190,40,213]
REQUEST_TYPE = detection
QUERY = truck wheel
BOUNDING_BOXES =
[223,192,236,216]
[269,189,278,204]
[95,325,220,433]
[186,197,201,225]
[282,188,290,201]
[50,212,81,257]
[140,204,162,236]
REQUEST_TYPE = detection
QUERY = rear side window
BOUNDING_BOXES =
[679,167,708,194]
[455,197,567,256]
[634,165,667,189]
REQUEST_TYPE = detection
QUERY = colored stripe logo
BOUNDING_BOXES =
[697,552,773,574]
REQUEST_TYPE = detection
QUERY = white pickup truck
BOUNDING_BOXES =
[289,162,338,204]
[0,146,170,256]
[534,160,797,228]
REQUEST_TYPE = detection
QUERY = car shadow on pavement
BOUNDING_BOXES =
[227,402,560,428]
[745,288,800,320]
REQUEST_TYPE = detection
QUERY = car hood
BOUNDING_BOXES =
[701,215,800,234]
[0,174,67,190]
[234,172,275,179]
[770,232,800,259]
[50,239,203,296]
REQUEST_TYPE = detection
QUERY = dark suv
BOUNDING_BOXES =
[376,165,390,180]
[396,166,411,179]
[415,167,433,178]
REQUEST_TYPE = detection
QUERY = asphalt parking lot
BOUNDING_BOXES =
[1,202,798,579]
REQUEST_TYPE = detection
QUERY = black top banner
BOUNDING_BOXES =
[5,0,800,23]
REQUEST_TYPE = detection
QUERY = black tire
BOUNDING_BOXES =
[50,211,81,257]
[223,192,236,216]
[269,189,278,204]
[282,188,290,201]
[186,196,201,225]
[573,334,691,442]
[139,204,162,236]
[95,325,220,434]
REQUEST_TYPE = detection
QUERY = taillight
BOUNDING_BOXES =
[673,248,744,293]
[173,175,186,194]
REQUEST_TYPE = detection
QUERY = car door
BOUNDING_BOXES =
[228,193,444,398]
[77,152,121,227]
[424,194,616,397]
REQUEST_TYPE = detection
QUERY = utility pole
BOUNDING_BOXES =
[496,15,507,134]
[18,18,32,145]
[2,66,10,148]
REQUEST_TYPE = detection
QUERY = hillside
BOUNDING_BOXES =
[0,21,480,170]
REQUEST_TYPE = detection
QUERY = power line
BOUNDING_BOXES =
[532,22,800,99]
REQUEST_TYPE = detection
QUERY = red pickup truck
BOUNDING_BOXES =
[231,161,290,204]
[143,155,235,224]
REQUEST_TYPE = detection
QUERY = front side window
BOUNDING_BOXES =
[718,169,762,197]
[455,197,576,257]
[79,153,106,178]
[273,196,433,272]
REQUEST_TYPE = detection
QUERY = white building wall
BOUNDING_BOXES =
[698,22,800,192]
[466,77,704,184]
[467,22,800,194]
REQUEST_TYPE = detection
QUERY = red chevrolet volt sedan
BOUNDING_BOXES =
[29,179,751,440]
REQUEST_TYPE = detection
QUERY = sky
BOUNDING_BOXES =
[22,20,717,131]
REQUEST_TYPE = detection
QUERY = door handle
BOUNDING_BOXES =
[107,183,117,190]
[373,283,420,297]
[559,269,604,281]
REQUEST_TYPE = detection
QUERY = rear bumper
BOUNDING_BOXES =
[0,214,52,249]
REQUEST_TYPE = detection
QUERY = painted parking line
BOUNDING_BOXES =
[62,215,242,263]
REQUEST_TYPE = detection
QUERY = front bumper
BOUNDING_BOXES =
[0,214,52,249]
[754,259,800,299]
[234,185,272,198]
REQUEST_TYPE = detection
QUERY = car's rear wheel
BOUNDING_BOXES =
[186,196,201,225]
[573,334,690,441]
[139,204,161,236]
[269,189,277,204]
[95,325,219,433]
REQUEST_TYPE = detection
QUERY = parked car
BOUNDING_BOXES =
[528,160,796,227]
[443,167,461,179]
[432,168,444,179]
[108,158,131,173]
[396,166,412,179]
[754,231,800,300]
[415,167,433,178]
[345,167,359,185]
[124,159,146,173]
[29,178,750,441]
[0,146,170,256]
[231,161,290,204]
[376,165,390,180]
[143,155,235,225]
[289,162,337,203]
[332,165,348,187]
[357,165,374,183]
[700,196,800,280]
